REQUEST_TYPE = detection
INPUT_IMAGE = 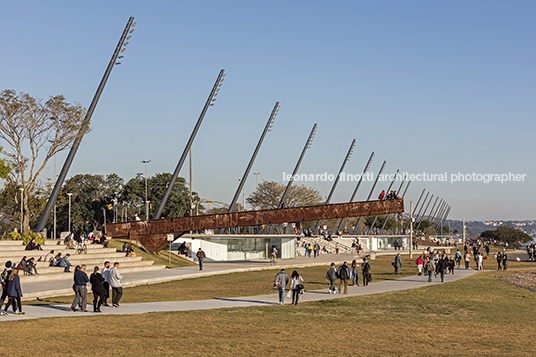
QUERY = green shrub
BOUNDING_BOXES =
[6,231,44,246]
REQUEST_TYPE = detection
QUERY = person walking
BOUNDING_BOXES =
[361,258,371,287]
[110,262,123,308]
[416,256,423,276]
[464,252,471,269]
[337,261,350,294]
[424,258,433,282]
[274,269,288,305]
[289,270,304,305]
[437,254,449,282]
[270,245,278,264]
[477,253,484,271]
[2,268,24,315]
[350,260,359,286]
[101,261,111,306]
[196,248,206,270]
[0,261,13,309]
[71,264,89,312]
[455,250,462,269]
[89,266,105,313]
[502,250,508,270]
[326,263,337,294]
[394,253,402,275]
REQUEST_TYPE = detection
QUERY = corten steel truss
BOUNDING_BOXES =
[106,198,404,253]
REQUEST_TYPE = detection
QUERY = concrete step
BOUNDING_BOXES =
[20,263,165,283]
[28,261,155,276]
[0,240,26,246]
[0,247,119,257]
[2,252,135,266]
[34,256,144,269]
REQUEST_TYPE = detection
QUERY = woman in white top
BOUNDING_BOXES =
[290,270,304,305]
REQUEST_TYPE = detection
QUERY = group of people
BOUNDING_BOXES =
[70,261,124,312]
[272,259,373,305]
[378,190,398,200]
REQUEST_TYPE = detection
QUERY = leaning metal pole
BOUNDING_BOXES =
[415,194,434,231]
[313,139,356,233]
[278,123,317,209]
[352,160,386,235]
[337,151,375,231]
[381,179,411,232]
[431,201,446,228]
[433,202,448,229]
[405,190,427,230]
[36,17,135,233]
[227,102,280,214]
[369,169,399,232]
[153,69,226,219]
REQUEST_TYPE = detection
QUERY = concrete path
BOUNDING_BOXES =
[19,249,431,299]
[1,267,476,321]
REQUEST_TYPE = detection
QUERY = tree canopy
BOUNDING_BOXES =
[0,89,89,234]
[480,226,532,245]
[246,180,323,210]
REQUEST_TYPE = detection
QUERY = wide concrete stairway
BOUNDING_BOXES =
[0,239,165,284]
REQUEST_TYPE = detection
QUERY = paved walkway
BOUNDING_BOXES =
[20,249,431,299]
[1,266,476,321]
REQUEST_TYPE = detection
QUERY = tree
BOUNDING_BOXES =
[481,226,532,245]
[0,90,88,234]
[246,181,323,210]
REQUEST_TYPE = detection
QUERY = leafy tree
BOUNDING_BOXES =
[481,226,532,245]
[0,89,88,234]
[246,181,323,210]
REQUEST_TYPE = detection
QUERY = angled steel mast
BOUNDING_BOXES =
[313,139,356,232]
[352,160,386,235]
[153,69,226,219]
[337,152,375,231]
[369,169,399,231]
[36,17,136,233]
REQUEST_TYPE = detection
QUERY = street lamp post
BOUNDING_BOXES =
[19,188,24,234]
[112,198,118,223]
[253,172,261,187]
[67,193,73,233]
[141,160,151,220]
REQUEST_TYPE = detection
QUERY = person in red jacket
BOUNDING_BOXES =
[378,190,386,200]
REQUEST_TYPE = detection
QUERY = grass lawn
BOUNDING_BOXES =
[2,266,536,356]
[107,239,196,268]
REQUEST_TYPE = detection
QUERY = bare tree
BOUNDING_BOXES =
[247,181,323,210]
[0,89,89,234]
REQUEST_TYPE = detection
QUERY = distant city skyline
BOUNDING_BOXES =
[1,1,534,221]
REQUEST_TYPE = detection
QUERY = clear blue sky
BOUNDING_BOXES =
[1,1,534,221]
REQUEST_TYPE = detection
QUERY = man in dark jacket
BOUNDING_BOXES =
[71,264,89,312]
[274,269,289,305]
[394,253,402,275]
[337,261,350,294]
[437,254,449,283]
[326,262,337,294]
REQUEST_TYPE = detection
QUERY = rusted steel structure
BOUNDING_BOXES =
[107,198,404,253]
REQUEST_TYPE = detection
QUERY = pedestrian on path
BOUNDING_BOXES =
[438,254,449,282]
[350,260,359,286]
[337,261,350,294]
[361,258,371,287]
[0,261,13,309]
[502,250,508,270]
[270,246,278,264]
[71,264,89,312]
[464,252,471,269]
[424,258,433,282]
[89,266,105,313]
[326,263,337,294]
[2,268,23,315]
[110,262,123,307]
[416,256,423,276]
[101,261,111,306]
[196,248,206,270]
[477,253,483,271]
[274,269,288,305]
[289,270,303,305]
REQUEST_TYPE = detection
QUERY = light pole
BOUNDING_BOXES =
[67,193,73,233]
[19,188,24,234]
[112,198,118,223]
[141,160,151,220]
[253,172,261,187]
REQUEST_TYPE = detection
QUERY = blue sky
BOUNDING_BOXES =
[1,1,535,220]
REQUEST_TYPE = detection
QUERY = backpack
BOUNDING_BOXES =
[456,252,461,259]
[0,269,9,286]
